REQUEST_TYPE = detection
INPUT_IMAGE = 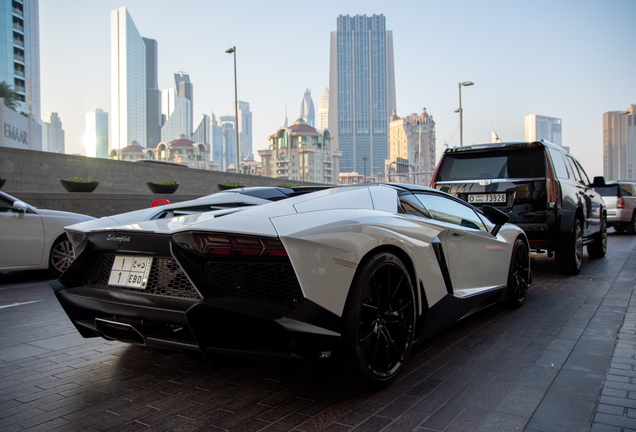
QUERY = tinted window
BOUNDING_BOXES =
[414,193,487,232]
[574,160,591,185]
[437,147,545,181]
[399,195,432,219]
[0,195,13,212]
[547,147,569,179]
[595,185,620,197]
[565,156,582,182]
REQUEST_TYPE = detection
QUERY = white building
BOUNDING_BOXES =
[86,109,109,158]
[299,89,315,127]
[603,104,636,181]
[111,7,147,150]
[318,86,329,130]
[236,101,252,159]
[43,112,64,153]
[161,88,192,144]
[525,114,567,151]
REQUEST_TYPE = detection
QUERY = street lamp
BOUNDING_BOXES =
[457,81,474,147]
[362,156,368,182]
[225,46,240,170]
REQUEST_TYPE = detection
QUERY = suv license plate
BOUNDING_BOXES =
[468,194,506,204]
[108,255,153,289]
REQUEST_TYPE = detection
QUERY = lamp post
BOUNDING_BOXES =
[225,46,240,171]
[456,81,474,147]
[362,156,368,183]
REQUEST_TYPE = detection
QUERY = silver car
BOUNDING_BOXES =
[594,182,636,234]
[0,191,94,275]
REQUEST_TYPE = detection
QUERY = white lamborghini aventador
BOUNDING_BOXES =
[51,183,531,388]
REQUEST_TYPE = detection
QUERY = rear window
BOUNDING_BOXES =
[437,147,546,181]
[595,185,620,197]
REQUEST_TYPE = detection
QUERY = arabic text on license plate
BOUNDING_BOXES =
[108,255,153,289]
[468,194,506,204]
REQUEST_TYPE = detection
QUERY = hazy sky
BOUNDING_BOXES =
[40,0,636,177]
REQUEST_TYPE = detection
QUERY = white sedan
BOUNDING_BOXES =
[0,191,94,276]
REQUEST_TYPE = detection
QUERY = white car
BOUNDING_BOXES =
[52,184,531,388]
[0,191,94,275]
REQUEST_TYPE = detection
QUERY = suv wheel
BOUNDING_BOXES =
[626,213,636,235]
[588,216,607,258]
[556,219,583,275]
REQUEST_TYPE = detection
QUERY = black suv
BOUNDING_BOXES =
[431,140,607,275]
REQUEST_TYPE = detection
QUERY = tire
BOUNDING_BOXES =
[49,235,75,277]
[342,252,416,389]
[614,225,625,234]
[588,216,607,258]
[626,213,636,235]
[555,219,583,275]
[507,239,531,307]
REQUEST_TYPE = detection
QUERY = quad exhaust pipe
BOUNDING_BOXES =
[95,318,145,345]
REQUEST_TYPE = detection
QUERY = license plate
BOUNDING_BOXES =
[108,255,153,289]
[468,193,506,204]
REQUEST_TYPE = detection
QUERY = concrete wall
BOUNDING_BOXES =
[0,147,318,217]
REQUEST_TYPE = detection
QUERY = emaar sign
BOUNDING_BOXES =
[0,102,41,150]
[5,123,28,145]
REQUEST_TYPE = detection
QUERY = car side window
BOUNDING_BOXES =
[565,156,582,183]
[574,160,591,185]
[547,148,569,179]
[0,196,14,212]
[399,194,432,219]
[620,185,633,197]
[414,193,487,232]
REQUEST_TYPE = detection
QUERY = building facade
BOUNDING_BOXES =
[258,119,341,184]
[525,114,566,151]
[329,14,396,177]
[44,112,64,153]
[299,89,315,127]
[388,108,436,186]
[143,37,161,149]
[236,101,252,159]
[86,109,109,158]
[318,86,329,130]
[192,114,209,147]
[603,104,636,181]
[111,7,147,150]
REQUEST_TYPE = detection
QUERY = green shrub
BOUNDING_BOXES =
[219,182,244,188]
[278,183,299,188]
[63,177,96,183]
[148,180,178,185]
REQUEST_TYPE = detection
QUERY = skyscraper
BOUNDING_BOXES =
[44,112,64,153]
[604,105,636,181]
[175,72,193,133]
[525,114,564,148]
[318,86,329,130]
[299,89,315,127]
[86,109,109,158]
[192,114,209,147]
[0,0,40,119]
[111,7,147,150]
[234,101,252,159]
[329,14,396,177]
[143,38,161,149]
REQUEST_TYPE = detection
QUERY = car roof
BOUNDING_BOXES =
[443,139,562,154]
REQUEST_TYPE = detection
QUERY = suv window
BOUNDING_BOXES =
[413,193,487,232]
[595,185,620,197]
[574,160,591,185]
[547,147,569,179]
[619,183,635,196]
[436,147,546,181]
[565,156,582,183]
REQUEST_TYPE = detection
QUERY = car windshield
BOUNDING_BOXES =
[594,185,620,197]
[438,147,546,181]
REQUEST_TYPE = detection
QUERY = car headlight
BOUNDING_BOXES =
[66,230,87,255]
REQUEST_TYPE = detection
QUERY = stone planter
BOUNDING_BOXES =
[147,182,179,194]
[60,179,99,193]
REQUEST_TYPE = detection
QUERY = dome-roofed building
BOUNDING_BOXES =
[259,119,341,184]
[109,140,155,161]
[110,136,216,170]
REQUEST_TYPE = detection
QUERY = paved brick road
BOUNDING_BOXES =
[1,233,635,432]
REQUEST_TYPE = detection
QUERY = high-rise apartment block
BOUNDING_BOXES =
[211,114,238,171]
[192,114,209,147]
[161,74,193,144]
[298,89,315,127]
[235,101,252,159]
[86,109,109,158]
[388,108,436,185]
[329,14,396,177]
[143,38,161,149]
[525,114,564,148]
[44,112,64,153]
[603,104,636,181]
[111,7,151,150]
[318,86,329,130]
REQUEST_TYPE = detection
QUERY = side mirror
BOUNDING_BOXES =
[13,200,28,213]
[592,176,606,188]
[482,205,509,236]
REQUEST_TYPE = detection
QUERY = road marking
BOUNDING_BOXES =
[0,300,42,309]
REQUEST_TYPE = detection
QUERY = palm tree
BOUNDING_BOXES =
[0,82,19,111]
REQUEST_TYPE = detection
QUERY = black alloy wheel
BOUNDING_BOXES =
[588,216,607,258]
[49,235,75,277]
[342,252,416,389]
[556,219,583,275]
[508,239,530,307]
[627,213,636,235]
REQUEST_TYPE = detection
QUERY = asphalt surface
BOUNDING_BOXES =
[1,232,635,432]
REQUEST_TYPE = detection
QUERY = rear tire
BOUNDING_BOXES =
[507,239,530,307]
[49,235,74,277]
[556,219,583,275]
[626,213,636,235]
[342,252,416,389]
[588,216,607,258]
[614,225,625,233]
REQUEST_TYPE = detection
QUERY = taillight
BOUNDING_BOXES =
[172,232,288,258]
[617,197,625,209]
[545,153,560,208]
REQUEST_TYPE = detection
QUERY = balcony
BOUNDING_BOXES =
[13,23,24,33]
[13,38,23,48]
[12,7,22,17]
[14,85,25,94]
[13,54,24,63]
[14,69,24,78]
